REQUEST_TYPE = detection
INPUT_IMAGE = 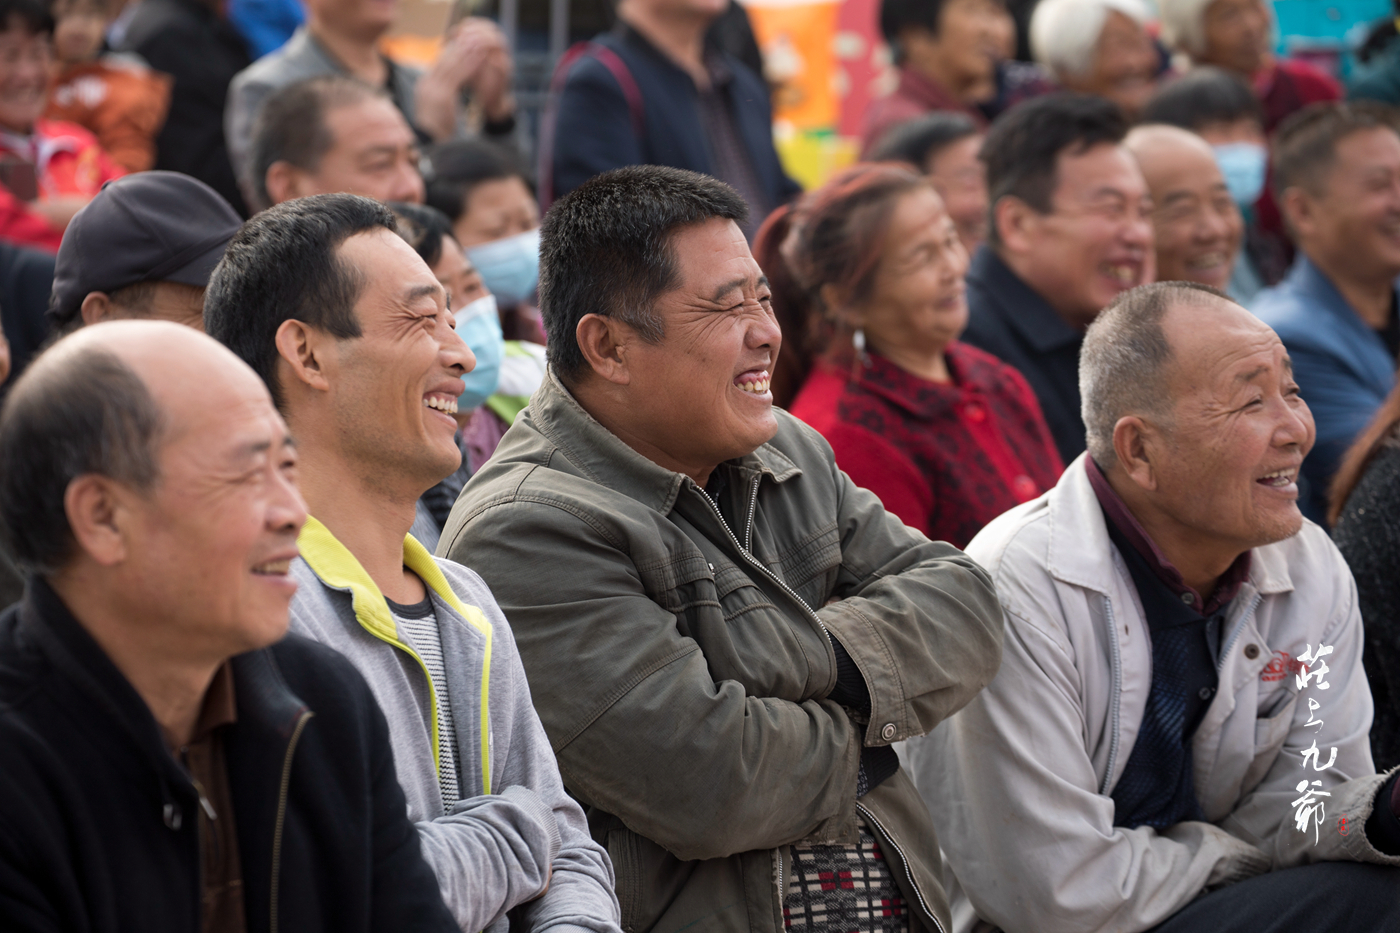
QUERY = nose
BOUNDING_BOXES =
[395,163,427,205]
[1276,393,1315,453]
[748,298,782,357]
[443,315,478,374]
[269,465,309,537]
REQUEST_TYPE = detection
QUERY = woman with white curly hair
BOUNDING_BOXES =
[1157,0,1340,132]
[1029,0,1161,117]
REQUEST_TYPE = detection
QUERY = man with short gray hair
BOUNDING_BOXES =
[906,281,1400,933]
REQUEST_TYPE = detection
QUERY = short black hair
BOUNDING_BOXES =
[1273,100,1400,197]
[0,343,162,573]
[0,0,52,35]
[387,200,456,269]
[982,92,1128,247]
[868,111,981,170]
[424,138,533,223]
[539,165,747,384]
[880,0,952,47]
[248,75,387,212]
[204,193,398,408]
[1140,67,1264,133]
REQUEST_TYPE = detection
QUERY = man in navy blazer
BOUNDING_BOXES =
[543,0,800,236]
[1253,102,1400,525]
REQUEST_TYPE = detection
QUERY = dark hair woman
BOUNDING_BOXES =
[1329,381,1400,770]
[763,162,1063,547]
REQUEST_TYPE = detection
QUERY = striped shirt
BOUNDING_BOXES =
[386,593,461,811]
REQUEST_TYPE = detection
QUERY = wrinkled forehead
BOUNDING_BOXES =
[1161,297,1286,391]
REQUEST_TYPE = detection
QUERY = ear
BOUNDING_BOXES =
[263,161,304,207]
[994,197,1038,256]
[1279,186,1315,241]
[273,319,333,395]
[64,474,135,567]
[575,313,632,387]
[1111,415,1160,493]
[79,291,115,327]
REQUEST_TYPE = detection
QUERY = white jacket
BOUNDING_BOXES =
[904,455,1400,933]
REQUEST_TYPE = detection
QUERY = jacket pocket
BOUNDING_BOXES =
[1239,691,1299,791]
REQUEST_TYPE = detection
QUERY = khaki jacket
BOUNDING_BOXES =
[905,455,1400,933]
[440,373,1004,933]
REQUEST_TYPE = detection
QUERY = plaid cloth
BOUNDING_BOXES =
[783,822,909,933]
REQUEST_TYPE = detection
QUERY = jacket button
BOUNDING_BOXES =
[880,723,897,741]
[1244,643,1260,660]
[163,803,182,831]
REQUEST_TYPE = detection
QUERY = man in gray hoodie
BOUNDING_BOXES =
[204,192,622,933]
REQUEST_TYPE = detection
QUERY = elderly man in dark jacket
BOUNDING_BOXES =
[0,320,456,932]
[441,165,1004,933]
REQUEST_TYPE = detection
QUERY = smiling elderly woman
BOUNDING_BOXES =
[1030,0,1161,118]
[441,164,1004,933]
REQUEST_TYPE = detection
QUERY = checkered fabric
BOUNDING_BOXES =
[782,822,909,933]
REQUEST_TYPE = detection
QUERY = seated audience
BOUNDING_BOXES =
[1126,124,1243,294]
[1029,0,1161,119]
[1253,102,1400,525]
[250,76,425,211]
[0,0,123,251]
[0,320,459,931]
[543,0,800,230]
[1159,0,1341,134]
[907,282,1400,933]
[962,92,1152,463]
[1141,66,1286,299]
[425,138,544,342]
[117,0,251,214]
[45,0,172,174]
[1331,382,1400,772]
[768,163,1062,547]
[868,111,989,256]
[48,171,243,334]
[0,240,54,391]
[442,164,1004,933]
[204,194,622,933]
[863,0,1005,151]
[227,0,516,184]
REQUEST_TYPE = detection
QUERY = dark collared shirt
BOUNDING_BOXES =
[961,247,1087,463]
[163,662,245,933]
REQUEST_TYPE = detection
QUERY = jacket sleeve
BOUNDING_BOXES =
[445,498,865,862]
[906,555,1272,933]
[1216,545,1400,870]
[814,449,1004,747]
[549,56,642,202]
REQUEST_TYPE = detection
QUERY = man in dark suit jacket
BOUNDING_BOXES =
[544,0,800,236]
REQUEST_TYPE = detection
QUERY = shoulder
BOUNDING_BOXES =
[231,40,320,94]
[1255,521,1358,633]
[262,634,377,713]
[1276,58,1343,98]
[34,119,100,147]
[949,341,1033,395]
[1250,278,1322,338]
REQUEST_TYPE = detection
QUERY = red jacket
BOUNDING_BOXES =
[861,67,987,158]
[790,341,1064,548]
[0,118,125,252]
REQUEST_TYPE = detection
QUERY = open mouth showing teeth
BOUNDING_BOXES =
[1257,469,1296,488]
[425,396,458,415]
[737,376,770,394]
[1186,252,1227,270]
[252,559,291,575]
[1100,263,1139,285]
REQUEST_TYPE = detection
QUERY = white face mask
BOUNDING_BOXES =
[454,293,503,411]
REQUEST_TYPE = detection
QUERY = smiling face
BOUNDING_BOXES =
[1147,300,1314,552]
[1201,0,1272,77]
[116,328,307,658]
[856,186,969,361]
[1002,141,1154,328]
[1129,127,1243,290]
[917,0,1006,89]
[1287,127,1400,287]
[925,134,989,255]
[0,18,50,134]
[610,217,781,477]
[287,98,425,206]
[1065,11,1158,118]
[320,229,473,495]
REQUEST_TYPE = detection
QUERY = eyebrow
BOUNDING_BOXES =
[708,275,770,304]
[236,433,295,459]
[405,282,444,306]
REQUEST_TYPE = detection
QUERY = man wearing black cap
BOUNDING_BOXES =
[48,170,244,334]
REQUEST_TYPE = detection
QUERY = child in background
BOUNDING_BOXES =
[45,0,170,173]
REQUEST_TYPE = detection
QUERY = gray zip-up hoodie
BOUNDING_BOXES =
[288,515,621,933]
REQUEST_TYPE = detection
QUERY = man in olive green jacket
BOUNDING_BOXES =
[441,165,1003,933]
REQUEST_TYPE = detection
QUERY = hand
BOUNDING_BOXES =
[414,17,516,140]
[30,195,91,232]
[0,325,10,384]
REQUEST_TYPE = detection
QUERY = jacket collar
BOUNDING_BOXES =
[892,66,984,124]
[968,247,1082,354]
[530,369,802,516]
[1046,453,1295,600]
[841,343,973,421]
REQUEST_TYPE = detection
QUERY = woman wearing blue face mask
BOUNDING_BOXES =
[424,138,546,343]
[389,201,549,540]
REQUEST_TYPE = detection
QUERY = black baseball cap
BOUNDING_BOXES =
[49,171,244,328]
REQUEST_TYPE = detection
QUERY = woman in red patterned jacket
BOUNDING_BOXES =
[758,162,1063,548]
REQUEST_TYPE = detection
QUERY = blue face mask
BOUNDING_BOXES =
[1213,142,1268,209]
[454,293,504,412]
[466,228,540,307]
